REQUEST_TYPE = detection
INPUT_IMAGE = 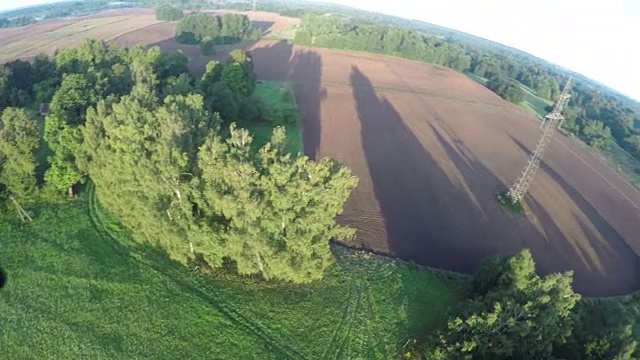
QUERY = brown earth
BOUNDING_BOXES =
[244,40,640,297]
[1,10,638,296]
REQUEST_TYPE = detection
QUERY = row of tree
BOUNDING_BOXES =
[175,12,260,46]
[0,39,356,283]
[410,250,638,359]
[0,16,36,28]
[485,73,526,103]
[293,14,472,72]
[155,4,184,21]
[292,12,640,159]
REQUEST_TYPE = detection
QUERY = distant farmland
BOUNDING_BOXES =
[2,10,639,297]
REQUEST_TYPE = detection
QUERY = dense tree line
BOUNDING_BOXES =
[408,250,638,359]
[199,50,298,127]
[4,0,640,164]
[292,11,640,161]
[486,73,526,103]
[175,12,260,46]
[0,16,36,29]
[155,4,183,21]
[294,14,471,72]
[0,39,356,283]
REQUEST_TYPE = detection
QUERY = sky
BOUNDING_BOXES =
[1,0,639,101]
[322,0,640,101]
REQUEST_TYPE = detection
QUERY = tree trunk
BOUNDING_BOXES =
[68,186,74,198]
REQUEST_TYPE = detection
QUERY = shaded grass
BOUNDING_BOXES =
[465,72,552,120]
[520,86,552,120]
[0,190,466,359]
[245,80,303,154]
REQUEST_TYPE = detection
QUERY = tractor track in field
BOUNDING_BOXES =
[86,184,308,360]
[321,282,364,360]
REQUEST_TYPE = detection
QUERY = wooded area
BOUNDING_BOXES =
[416,250,638,359]
[155,4,184,21]
[175,12,260,46]
[0,40,356,283]
[1,1,639,358]
[293,12,640,162]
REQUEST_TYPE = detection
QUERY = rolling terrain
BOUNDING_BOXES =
[1,10,639,296]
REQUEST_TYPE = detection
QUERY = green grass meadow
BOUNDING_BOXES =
[246,80,304,154]
[465,72,552,120]
[0,188,466,359]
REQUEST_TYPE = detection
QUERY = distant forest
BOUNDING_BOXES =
[2,0,640,161]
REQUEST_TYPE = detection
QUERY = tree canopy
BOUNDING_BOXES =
[427,250,581,359]
[155,4,183,21]
[175,12,259,45]
[0,108,40,203]
[0,39,354,283]
[486,73,526,103]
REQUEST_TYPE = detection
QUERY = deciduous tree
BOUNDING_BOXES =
[0,108,40,202]
[428,250,580,359]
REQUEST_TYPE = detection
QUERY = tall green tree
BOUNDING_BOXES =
[194,125,357,282]
[428,250,580,359]
[222,49,256,97]
[44,73,97,196]
[83,83,217,263]
[0,108,40,202]
[156,4,183,21]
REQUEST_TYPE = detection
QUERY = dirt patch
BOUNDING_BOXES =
[249,40,640,297]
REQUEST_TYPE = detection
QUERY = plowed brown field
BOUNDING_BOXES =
[245,40,640,297]
[1,10,638,296]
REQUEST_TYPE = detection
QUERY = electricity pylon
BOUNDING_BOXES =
[507,79,572,202]
[252,0,257,11]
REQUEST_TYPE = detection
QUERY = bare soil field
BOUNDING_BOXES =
[246,40,640,297]
[0,9,158,63]
[1,10,639,296]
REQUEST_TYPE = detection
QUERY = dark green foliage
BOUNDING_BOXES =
[200,36,216,55]
[294,14,471,72]
[200,60,240,121]
[204,81,240,121]
[83,76,356,282]
[0,108,40,203]
[155,4,183,21]
[582,120,613,150]
[155,51,190,80]
[175,12,257,45]
[556,304,638,360]
[223,49,256,97]
[428,250,580,359]
[496,191,524,214]
[162,73,194,97]
[200,53,257,124]
[486,74,526,103]
[0,16,36,28]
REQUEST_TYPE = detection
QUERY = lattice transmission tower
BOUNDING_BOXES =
[507,78,572,202]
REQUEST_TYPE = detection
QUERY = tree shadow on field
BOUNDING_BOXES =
[250,40,325,159]
[251,21,275,35]
[509,134,640,296]
[351,65,519,273]
[350,67,520,347]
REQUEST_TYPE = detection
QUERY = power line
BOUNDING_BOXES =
[507,79,572,202]
[300,34,640,172]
